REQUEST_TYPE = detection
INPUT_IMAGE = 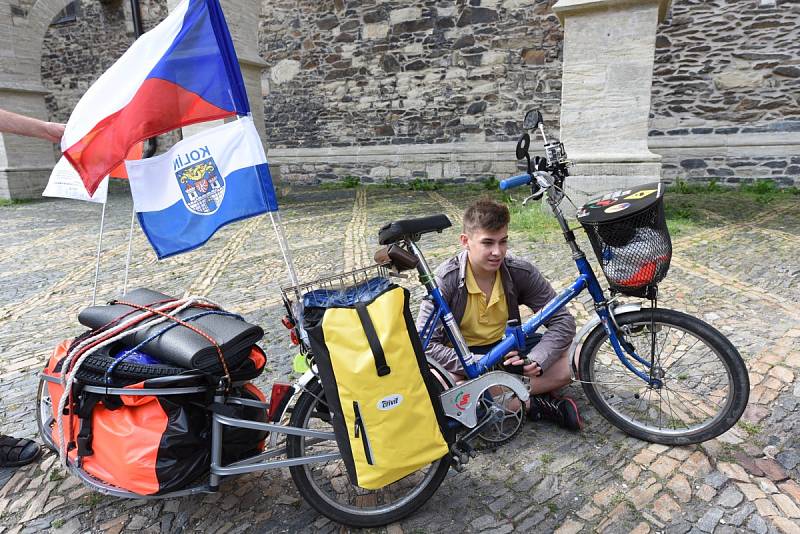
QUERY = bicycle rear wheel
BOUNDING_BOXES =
[579,308,749,445]
[286,378,450,528]
[36,375,57,452]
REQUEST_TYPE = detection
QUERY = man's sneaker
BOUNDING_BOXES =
[0,435,41,467]
[528,394,583,431]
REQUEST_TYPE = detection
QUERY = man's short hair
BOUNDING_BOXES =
[463,197,510,234]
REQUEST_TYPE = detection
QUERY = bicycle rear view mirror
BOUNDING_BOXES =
[523,109,542,130]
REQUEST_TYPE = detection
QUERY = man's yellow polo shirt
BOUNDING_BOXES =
[461,262,508,346]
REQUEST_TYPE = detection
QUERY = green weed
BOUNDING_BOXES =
[407,178,440,191]
[341,175,361,188]
[737,420,761,436]
[0,198,31,207]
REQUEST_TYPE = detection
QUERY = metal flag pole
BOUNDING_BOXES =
[120,0,154,296]
[268,210,300,289]
[91,201,107,305]
[122,207,136,295]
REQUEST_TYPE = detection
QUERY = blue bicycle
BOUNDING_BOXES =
[408,109,749,447]
[283,110,749,527]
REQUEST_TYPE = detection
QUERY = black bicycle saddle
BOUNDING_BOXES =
[378,214,452,245]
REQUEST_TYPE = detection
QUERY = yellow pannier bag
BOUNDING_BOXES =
[305,284,450,490]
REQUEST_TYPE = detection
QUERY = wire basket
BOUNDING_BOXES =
[580,196,672,298]
[280,264,391,311]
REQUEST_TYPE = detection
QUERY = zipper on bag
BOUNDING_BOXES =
[352,401,374,465]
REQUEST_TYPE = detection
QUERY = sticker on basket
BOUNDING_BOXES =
[591,199,616,208]
[604,203,631,214]
[624,189,657,200]
[576,207,589,218]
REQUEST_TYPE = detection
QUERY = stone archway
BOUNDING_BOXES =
[0,0,76,198]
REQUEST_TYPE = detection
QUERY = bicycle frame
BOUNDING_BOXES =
[413,199,659,387]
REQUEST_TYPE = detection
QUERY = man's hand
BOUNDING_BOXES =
[503,353,543,378]
[41,122,66,144]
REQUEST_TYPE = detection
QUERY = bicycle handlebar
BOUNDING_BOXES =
[498,173,532,191]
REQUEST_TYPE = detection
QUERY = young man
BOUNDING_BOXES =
[0,108,65,468]
[416,198,582,430]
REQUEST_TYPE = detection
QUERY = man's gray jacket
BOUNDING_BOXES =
[416,250,576,374]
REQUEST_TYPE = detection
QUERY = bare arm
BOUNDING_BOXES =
[0,109,65,143]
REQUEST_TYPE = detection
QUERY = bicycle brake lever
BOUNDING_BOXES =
[522,191,544,206]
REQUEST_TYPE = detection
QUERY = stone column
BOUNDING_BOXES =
[0,0,73,199]
[552,0,672,206]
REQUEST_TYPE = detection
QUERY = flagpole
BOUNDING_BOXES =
[268,211,300,289]
[91,202,107,305]
[122,207,135,295]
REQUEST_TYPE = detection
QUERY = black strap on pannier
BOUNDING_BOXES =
[355,304,391,377]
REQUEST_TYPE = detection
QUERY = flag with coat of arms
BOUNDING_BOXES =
[125,116,278,259]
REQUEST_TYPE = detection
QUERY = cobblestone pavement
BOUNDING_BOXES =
[1,185,799,534]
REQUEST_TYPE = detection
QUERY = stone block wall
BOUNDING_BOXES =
[33,0,800,187]
[649,0,800,186]
[261,0,564,184]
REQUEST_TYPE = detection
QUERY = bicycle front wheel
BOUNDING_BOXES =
[286,378,450,528]
[579,308,749,445]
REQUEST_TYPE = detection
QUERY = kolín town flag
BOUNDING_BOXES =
[61,0,249,196]
[125,117,277,259]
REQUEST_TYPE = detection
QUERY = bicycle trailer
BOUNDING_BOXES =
[40,290,270,496]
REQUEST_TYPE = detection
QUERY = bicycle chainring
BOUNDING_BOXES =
[474,385,527,450]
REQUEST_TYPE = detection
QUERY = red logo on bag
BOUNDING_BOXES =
[455,392,471,410]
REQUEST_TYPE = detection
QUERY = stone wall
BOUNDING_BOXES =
[649,0,800,186]
[261,0,564,184]
[34,0,800,187]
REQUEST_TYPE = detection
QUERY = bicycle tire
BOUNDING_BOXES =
[579,308,749,445]
[286,378,451,528]
[77,351,187,380]
[36,376,57,452]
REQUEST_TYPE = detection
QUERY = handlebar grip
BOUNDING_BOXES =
[499,173,532,191]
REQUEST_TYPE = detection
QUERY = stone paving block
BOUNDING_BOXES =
[631,479,661,510]
[756,477,780,494]
[680,452,713,478]
[696,507,724,532]
[770,516,800,534]
[667,474,692,503]
[553,519,584,534]
[754,497,781,517]
[622,463,641,483]
[630,522,651,534]
[695,484,717,502]
[754,459,790,482]
[717,461,751,482]
[716,486,744,508]
[778,480,800,505]
[771,493,800,518]
[575,502,600,521]
[650,456,681,479]
[737,482,767,501]
[653,493,681,522]
[769,366,795,383]
[633,449,658,467]
[747,514,769,534]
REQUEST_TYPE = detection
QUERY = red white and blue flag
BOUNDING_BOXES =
[125,117,278,259]
[61,0,248,196]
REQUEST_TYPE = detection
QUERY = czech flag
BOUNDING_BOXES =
[125,117,278,259]
[61,0,248,196]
